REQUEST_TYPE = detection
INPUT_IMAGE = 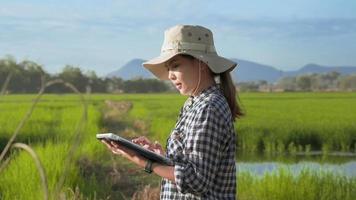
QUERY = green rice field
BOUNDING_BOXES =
[0,92,356,199]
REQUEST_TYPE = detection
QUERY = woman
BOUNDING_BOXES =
[101,24,244,199]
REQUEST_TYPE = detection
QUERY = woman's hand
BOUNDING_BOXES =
[101,138,175,182]
[100,139,146,168]
[132,136,165,156]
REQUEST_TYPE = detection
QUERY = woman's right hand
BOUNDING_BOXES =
[132,136,165,156]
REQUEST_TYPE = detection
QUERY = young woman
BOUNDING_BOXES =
[101,24,244,199]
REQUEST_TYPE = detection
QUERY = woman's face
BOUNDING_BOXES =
[165,55,200,96]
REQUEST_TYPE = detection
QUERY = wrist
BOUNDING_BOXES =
[144,159,154,173]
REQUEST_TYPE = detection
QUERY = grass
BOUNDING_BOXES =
[238,167,356,200]
[110,92,356,154]
[0,94,161,199]
[0,97,103,199]
[0,92,355,199]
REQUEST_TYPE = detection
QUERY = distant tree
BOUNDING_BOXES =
[237,81,260,92]
[2,55,356,93]
[0,58,12,94]
[48,65,89,93]
[123,78,169,93]
[106,77,124,93]
[19,60,48,93]
[86,70,107,93]
[257,80,268,85]
[339,74,356,91]
[296,75,313,91]
[315,71,340,91]
[276,76,297,91]
[0,56,20,94]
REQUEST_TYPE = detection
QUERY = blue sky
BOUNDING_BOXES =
[1,0,356,76]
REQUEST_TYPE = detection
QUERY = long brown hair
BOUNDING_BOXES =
[219,70,244,121]
[180,54,244,121]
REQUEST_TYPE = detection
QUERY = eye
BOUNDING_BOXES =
[167,63,180,71]
[172,64,180,69]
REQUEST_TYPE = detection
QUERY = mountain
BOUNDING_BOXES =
[230,59,283,83]
[107,58,153,79]
[107,58,356,83]
[283,63,356,77]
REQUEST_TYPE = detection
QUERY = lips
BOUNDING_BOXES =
[175,83,182,90]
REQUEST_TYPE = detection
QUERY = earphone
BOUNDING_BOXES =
[190,59,202,97]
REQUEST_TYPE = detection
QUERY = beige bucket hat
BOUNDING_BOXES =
[142,24,237,80]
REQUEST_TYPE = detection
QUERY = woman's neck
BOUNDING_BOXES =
[191,78,216,97]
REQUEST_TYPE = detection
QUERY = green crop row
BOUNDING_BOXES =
[0,92,355,199]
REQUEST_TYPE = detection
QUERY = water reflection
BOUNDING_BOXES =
[237,161,356,177]
[236,152,356,177]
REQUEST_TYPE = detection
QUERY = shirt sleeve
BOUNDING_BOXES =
[173,104,225,195]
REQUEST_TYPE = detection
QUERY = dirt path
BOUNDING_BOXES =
[78,100,160,200]
[101,100,149,139]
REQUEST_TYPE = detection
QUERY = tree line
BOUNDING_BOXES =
[2,56,356,94]
[0,56,171,94]
[276,72,356,91]
[238,71,356,92]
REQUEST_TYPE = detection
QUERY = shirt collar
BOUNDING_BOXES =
[185,84,220,109]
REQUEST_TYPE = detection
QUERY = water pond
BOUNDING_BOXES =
[236,151,356,177]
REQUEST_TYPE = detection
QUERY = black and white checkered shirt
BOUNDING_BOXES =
[160,84,237,199]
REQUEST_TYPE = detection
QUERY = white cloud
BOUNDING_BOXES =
[1,0,356,75]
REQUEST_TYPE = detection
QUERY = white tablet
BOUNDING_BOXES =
[97,133,174,166]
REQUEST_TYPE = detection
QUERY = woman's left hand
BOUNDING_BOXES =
[100,139,146,168]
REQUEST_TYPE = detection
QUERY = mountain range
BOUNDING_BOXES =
[107,58,356,83]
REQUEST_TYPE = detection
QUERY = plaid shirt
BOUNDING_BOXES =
[160,84,237,199]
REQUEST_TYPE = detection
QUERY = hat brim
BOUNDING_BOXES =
[142,51,238,80]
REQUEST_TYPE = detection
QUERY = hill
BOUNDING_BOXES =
[108,58,356,83]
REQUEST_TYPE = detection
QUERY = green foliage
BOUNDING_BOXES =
[238,168,356,200]
[122,78,170,93]
[0,97,102,199]
[0,56,171,94]
[120,92,356,154]
[1,93,355,199]
[0,56,50,93]
[276,71,356,91]
[339,74,356,91]
[238,81,261,92]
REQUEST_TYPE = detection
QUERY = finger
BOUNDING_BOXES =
[140,136,149,142]
[132,139,144,145]
[101,140,113,148]
[154,141,161,147]
[102,141,120,154]
[101,139,109,145]
[153,141,164,155]
[104,140,114,145]
[107,142,125,155]
[133,136,150,145]
[153,148,163,155]
[110,141,122,149]
[132,136,144,142]
[154,141,163,150]
[112,149,124,155]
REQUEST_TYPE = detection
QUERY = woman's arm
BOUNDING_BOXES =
[101,139,175,182]
[151,162,175,182]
